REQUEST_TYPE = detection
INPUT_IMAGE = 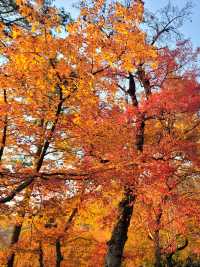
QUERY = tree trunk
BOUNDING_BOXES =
[166,254,173,267]
[56,239,63,267]
[6,187,32,267]
[154,207,163,267]
[38,241,44,267]
[7,224,23,267]
[55,207,77,267]
[154,231,162,267]
[105,68,151,266]
[0,89,8,161]
[105,71,148,266]
[104,189,135,267]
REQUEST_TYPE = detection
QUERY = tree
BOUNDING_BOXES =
[0,0,199,266]
[0,1,90,265]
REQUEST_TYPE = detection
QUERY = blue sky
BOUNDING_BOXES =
[54,0,200,48]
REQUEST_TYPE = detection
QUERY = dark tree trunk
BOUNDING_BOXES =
[128,72,138,107]
[56,239,63,267]
[166,238,188,267]
[6,189,31,267]
[38,242,44,267]
[154,207,163,267]
[7,224,23,267]
[55,208,77,267]
[154,231,162,267]
[166,253,174,267]
[0,89,7,161]
[135,116,145,152]
[104,189,136,267]
[7,254,15,267]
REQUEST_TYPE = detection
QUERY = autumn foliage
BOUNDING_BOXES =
[0,0,199,267]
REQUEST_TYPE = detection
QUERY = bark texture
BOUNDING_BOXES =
[56,239,63,267]
[0,89,7,161]
[55,207,78,267]
[38,242,44,267]
[7,224,23,267]
[104,189,135,267]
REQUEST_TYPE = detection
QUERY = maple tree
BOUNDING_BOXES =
[0,0,199,267]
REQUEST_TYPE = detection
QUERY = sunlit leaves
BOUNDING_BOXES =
[0,0,199,266]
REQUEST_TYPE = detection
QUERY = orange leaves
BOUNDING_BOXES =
[68,0,158,75]
[0,0,199,266]
[12,28,22,39]
[114,1,144,24]
[15,0,26,5]
[31,22,40,33]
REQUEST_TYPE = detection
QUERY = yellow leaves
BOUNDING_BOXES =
[114,3,131,22]
[122,55,135,72]
[12,29,21,39]
[150,61,158,69]
[92,229,109,242]
[80,7,88,17]
[114,1,144,25]
[0,94,5,105]
[175,120,191,134]
[115,3,124,17]
[73,114,81,125]
[55,25,62,34]
[66,23,77,34]
[15,0,26,5]
[103,52,115,66]
[175,121,187,132]
[31,22,40,33]
[135,0,144,22]
[56,140,72,154]
[26,96,34,104]
[114,23,129,36]
[60,84,71,97]
[14,54,27,70]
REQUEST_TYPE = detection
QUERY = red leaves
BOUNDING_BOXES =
[140,79,200,117]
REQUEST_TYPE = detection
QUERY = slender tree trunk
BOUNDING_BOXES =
[38,241,44,267]
[154,207,163,267]
[0,89,16,267]
[56,239,63,267]
[154,230,162,267]
[104,189,135,267]
[55,207,78,267]
[166,254,173,267]
[0,114,7,161]
[7,188,32,267]
[0,89,8,161]
[7,224,23,267]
